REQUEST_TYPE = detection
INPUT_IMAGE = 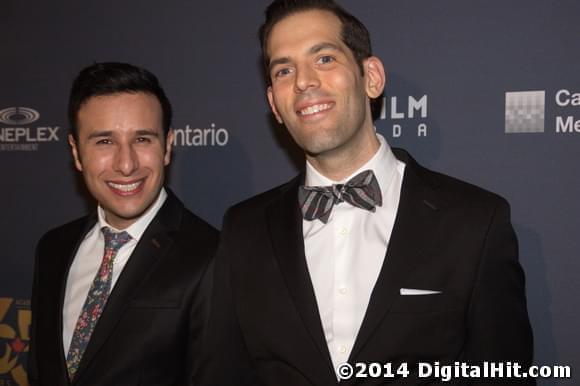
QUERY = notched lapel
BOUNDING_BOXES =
[54,215,97,386]
[72,193,183,382]
[350,151,443,360]
[266,177,335,375]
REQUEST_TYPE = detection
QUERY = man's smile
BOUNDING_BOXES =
[297,102,334,116]
[106,179,145,196]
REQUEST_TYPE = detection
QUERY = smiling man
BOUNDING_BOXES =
[28,62,218,386]
[201,1,534,385]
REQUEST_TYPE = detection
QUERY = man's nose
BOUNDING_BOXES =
[113,143,139,176]
[294,64,320,93]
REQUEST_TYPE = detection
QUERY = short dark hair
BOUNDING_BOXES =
[258,0,372,82]
[68,62,172,140]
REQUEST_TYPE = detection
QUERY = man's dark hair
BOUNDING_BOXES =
[258,0,372,82]
[68,62,172,140]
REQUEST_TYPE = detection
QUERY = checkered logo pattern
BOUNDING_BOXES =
[505,90,545,133]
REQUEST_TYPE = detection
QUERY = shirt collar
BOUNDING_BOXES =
[304,133,398,199]
[97,187,168,241]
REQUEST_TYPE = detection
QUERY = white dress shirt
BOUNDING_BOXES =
[62,188,167,355]
[303,134,405,371]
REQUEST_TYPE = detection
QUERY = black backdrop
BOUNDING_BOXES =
[1,1,578,384]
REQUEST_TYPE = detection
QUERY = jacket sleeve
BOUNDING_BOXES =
[196,209,264,386]
[27,236,44,386]
[188,256,214,386]
[461,198,535,385]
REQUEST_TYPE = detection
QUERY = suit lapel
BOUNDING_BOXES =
[266,177,335,376]
[54,214,97,386]
[72,192,183,382]
[350,149,443,360]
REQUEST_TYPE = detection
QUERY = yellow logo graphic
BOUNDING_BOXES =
[0,298,30,386]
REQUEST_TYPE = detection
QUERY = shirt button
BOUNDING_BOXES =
[339,345,347,354]
[339,227,348,236]
[339,287,348,295]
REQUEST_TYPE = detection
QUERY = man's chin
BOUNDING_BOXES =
[102,203,149,228]
[302,139,342,158]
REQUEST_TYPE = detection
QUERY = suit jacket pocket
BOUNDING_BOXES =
[390,292,463,313]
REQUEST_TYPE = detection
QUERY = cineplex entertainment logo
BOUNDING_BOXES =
[0,297,31,386]
[0,107,60,152]
[505,89,580,134]
[0,107,39,126]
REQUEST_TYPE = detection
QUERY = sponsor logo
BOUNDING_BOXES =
[505,91,545,133]
[0,107,61,152]
[172,123,229,147]
[555,89,580,133]
[378,95,429,138]
[0,108,40,126]
[505,89,580,134]
[0,297,30,386]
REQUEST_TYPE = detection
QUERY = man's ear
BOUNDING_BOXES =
[267,86,284,124]
[164,128,174,166]
[363,56,386,98]
[68,134,83,172]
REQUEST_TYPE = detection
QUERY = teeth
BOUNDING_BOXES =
[299,103,332,116]
[108,181,142,192]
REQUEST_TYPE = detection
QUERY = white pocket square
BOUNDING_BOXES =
[399,288,442,295]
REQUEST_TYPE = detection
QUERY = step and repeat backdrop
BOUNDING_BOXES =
[1,0,578,384]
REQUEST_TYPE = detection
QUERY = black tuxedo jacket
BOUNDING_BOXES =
[29,190,218,386]
[201,149,533,386]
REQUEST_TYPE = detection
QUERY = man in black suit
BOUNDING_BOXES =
[28,62,218,385]
[201,0,533,385]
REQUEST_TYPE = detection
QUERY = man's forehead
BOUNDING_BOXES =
[76,92,163,136]
[266,9,344,59]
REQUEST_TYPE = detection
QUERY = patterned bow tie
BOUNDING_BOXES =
[298,170,382,224]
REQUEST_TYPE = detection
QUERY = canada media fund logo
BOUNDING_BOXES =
[0,107,60,151]
[0,298,30,386]
[505,89,580,134]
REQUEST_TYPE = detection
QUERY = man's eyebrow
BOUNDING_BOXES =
[87,130,113,139]
[268,42,343,72]
[269,57,291,72]
[309,42,342,55]
[86,129,159,140]
[135,129,159,137]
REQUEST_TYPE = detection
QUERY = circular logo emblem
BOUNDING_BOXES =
[0,107,40,125]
